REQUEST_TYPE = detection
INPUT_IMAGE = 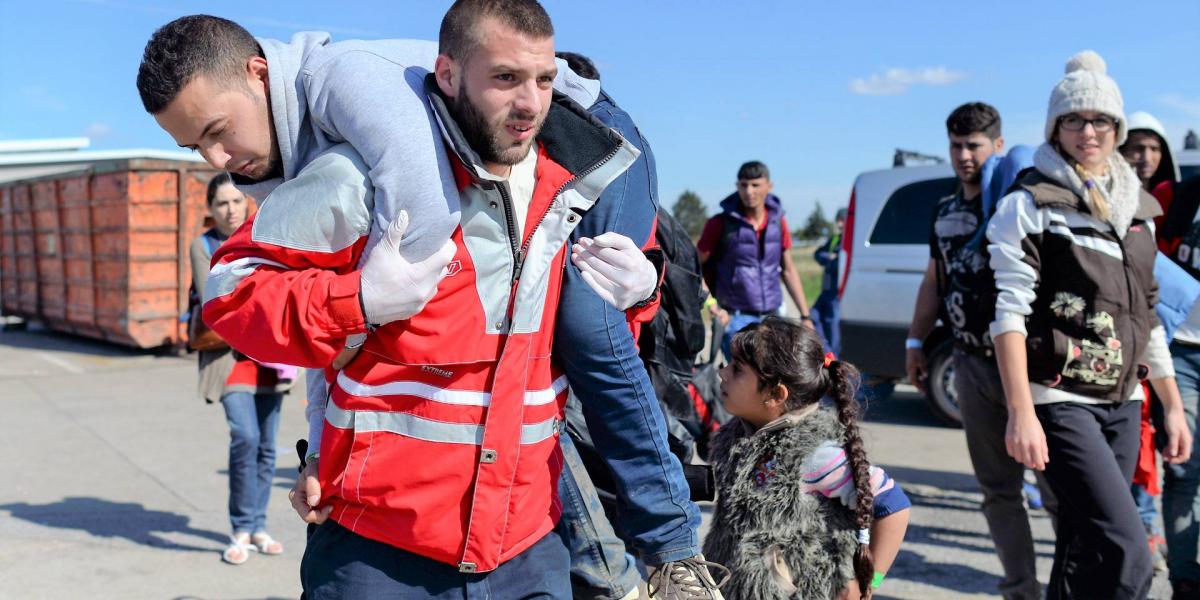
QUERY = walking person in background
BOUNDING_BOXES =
[699,161,813,359]
[1119,110,1181,574]
[906,102,1053,600]
[987,51,1192,598]
[1137,110,1200,598]
[189,173,296,565]
[1123,111,1179,200]
[703,317,910,599]
[811,208,846,355]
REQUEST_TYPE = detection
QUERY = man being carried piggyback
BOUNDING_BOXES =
[137,1,726,598]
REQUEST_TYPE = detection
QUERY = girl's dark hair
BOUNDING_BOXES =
[729,316,874,597]
[206,172,234,207]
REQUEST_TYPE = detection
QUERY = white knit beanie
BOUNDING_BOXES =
[1044,50,1127,145]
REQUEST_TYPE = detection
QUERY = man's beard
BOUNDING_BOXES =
[234,153,282,184]
[450,82,541,166]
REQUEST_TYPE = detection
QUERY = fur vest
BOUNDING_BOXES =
[703,406,859,599]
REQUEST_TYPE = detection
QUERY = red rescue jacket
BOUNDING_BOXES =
[204,86,652,572]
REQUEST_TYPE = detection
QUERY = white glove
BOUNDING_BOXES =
[570,232,659,311]
[360,210,457,326]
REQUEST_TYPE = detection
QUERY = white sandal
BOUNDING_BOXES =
[251,532,284,556]
[222,533,252,565]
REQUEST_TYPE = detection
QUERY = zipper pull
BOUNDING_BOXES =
[512,250,525,282]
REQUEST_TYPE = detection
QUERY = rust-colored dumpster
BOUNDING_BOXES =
[0,159,219,348]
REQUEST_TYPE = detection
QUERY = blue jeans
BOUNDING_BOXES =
[301,520,570,599]
[557,430,642,599]
[1164,340,1200,582]
[812,290,841,356]
[220,391,283,535]
[553,91,701,566]
[1131,483,1162,535]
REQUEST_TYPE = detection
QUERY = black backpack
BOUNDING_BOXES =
[642,208,707,372]
[636,209,716,462]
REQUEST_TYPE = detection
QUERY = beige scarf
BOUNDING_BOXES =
[1032,143,1142,237]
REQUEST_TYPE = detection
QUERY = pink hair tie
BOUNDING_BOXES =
[824,352,835,368]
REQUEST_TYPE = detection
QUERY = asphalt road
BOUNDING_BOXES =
[0,327,1172,599]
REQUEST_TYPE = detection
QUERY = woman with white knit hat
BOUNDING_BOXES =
[985,50,1194,598]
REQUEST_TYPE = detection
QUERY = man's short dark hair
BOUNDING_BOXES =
[555,51,599,81]
[136,15,262,114]
[737,161,770,181]
[440,0,554,64]
[946,102,1002,140]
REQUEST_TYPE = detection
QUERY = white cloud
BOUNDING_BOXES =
[85,122,113,140]
[1157,94,1200,120]
[849,67,968,96]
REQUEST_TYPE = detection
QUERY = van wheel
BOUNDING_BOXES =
[925,341,962,427]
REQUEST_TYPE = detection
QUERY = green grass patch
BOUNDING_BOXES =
[790,245,826,304]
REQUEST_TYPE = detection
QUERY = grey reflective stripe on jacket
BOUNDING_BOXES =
[325,401,561,446]
[335,371,568,407]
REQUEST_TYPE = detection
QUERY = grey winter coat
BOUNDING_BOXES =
[703,406,859,600]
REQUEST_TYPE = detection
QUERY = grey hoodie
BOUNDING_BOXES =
[241,33,601,263]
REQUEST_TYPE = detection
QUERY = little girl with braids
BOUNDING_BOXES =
[703,317,911,599]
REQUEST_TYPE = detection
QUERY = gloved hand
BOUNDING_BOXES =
[359,210,457,326]
[570,232,659,311]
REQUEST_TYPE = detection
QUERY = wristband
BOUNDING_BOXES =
[703,296,718,311]
[800,313,812,322]
[305,452,321,465]
[905,337,923,350]
[344,333,367,350]
[871,572,885,589]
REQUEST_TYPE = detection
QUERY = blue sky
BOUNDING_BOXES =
[3,0,1200,222]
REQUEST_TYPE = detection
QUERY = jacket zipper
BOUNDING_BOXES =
[1114,233,1139,395]
[511,143,622,284]
[495,181,522,277]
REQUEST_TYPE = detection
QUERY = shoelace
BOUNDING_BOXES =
[648,557,731,599]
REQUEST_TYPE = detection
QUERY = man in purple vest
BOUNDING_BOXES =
[698,160,813,358]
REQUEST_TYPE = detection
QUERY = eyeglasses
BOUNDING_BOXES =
[1059,114,1117,133]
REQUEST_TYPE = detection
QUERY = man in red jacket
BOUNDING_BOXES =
[190,1,724,598]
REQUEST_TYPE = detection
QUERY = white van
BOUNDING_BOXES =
[837,164,960,423]
[839,152,1200,426]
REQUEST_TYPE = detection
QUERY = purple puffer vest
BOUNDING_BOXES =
[713,193,784,313]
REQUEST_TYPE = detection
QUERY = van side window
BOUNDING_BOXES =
[868,177,958,244]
